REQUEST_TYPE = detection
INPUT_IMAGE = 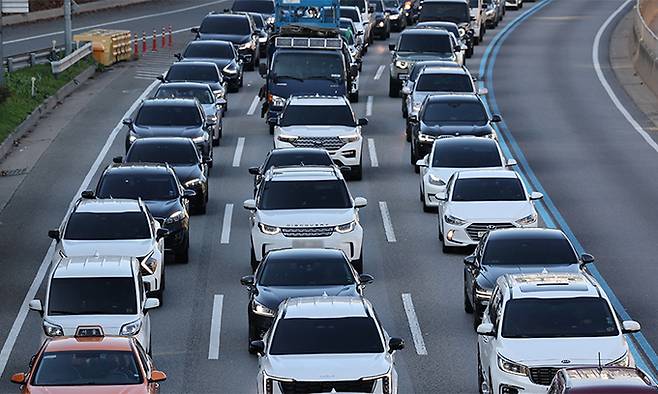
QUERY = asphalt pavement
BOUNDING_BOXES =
[0,0,658,393]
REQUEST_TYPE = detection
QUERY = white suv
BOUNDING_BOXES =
[272,96,368,180]
[438,169,542,252]
[48,196,168,302]
[28,255,160,353]
[243,166,367,272]
[251,296,404,394]
[477,273,640,394]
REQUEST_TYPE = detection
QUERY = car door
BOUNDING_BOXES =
[479,286,501,374]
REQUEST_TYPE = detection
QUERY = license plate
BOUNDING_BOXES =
[478,231,486,238]
[292,240,323,248]
[399,74,408,80]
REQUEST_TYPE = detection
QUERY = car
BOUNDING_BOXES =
[123,98,214,167]
[120,137,210,214]
[469,0,486,43]
[10,335,166,393]
[232,0,275,24]
[369,0,391,39]
[548,367,658,393]
[340,16,365,53]
[505,0,522,10]
[415,21,471,59]
[404,66,483,140]
[192,13,260,70]
[341,28,364,76]
[477,272,640,394]
[251,296,404,394]
[240,248,374,349]
[417,0,476,46]
[95,163,194,263]
[272,95,368,180]
[388,28,459,97]
[483,0,504,28]
[438,170,543,252]
[413,23,467,65]
[28,255,161,353]
[158,61,227,103]
[248,148,334,195]
[175,40,244,92]
[243,166,367,272]
[340,0,375,45]
[416,136,514,211]
[47,197,167,301]
[340,6,369,53]
[463,228,595,328]
[400,60,462,118]
[154,82,225,146]
[383,0,407,32]
[247,12,270,57]
[409,94,501,171]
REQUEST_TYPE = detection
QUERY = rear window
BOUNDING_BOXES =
[398,33,452,53]
[340,0,366,12]
[64,212,151,240]
[183,43,233,59]
[270,317,384,355]
[127,141,199,165]
[97,172,179,201]
[166,64,220,83]
[433,142,501,168]
[419,2,469,23]
[260,255,355,286]
[135,105,202,127]
[232,0,274,14]
[260,180,352,210]
[416,73,473,92]
[264,152,333,171]
[482,237,579,266]
[155,86,214,104]
[423,101,488,123]
[32,351,142,386]
[452,177,526,202]
[281,104,356,127]
[48,277,137,315]
[200,16,251,35]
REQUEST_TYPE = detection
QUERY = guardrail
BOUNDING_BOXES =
[51,43,92,74]
[632,0,658,97]
[2,47,61,73]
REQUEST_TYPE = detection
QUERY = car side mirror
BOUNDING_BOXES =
[206,116,217,126]
[156,75,165,82]
[478,87,488,95]
[388,43,396,51]
[149,370,167,383]
[113,156,123,164]
[401,86,411,95]
[29,299,43,315]
[388,337,405,353]
[144,297,160,311]
[81,190,95,199]
[122,118,133,127]
[156,228,170,240]
[10,373,26,385]
[48,229,60,241]
[353,197,368,208]
[358,118,368,126]
[506,159,517,167]
[191,27,200,34]
[490,114,502,123]
[259,63,268,78]
[249,340,265,355]
[622,320,641,334]
[243,199,257,210]
[174,53,182,61]
[183,189,196,199]
[580,253,595,265]
[464,255,476,268]
[477,323,495,336]
[248,167,261,176]
[358,273,374,285]
[530,192,543,201]
[241,275,255,287]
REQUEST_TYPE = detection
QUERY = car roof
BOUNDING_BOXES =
[426,93,482,103]
[54,256,137,279]
[487,228,569,242]
[157,81,212,91]
[456,169,518,180]
[288,95,348,106]
[403,28,451,37]
[500,273,602,300]
[420,66,470,75]
[74,198,143,214]
[562,367,657,389]
[282,296,370,319]
[266,166,343,182]
[141,98,198,107]
[45,336,134,352]
[433,136,498,150]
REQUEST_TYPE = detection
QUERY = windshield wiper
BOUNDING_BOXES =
[273,74,304,82]
[306,75,341,81]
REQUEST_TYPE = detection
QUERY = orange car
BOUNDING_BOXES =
[10,332,166,393]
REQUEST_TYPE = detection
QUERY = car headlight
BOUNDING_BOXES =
[458,27,466,37]
[418,132,435,143]
[43,321,64,337]
[165,210,185,225]
[428,174,445,186]
[222,64,238,75]
[389,13,399,19]
[335,221,357,233]
[497,354,528,376]
[206,114,218,124]
[516,213,537,226]
[213,89,225,99]
[474,285,492,301]
[339,134,360,143]
[192,133,209,144]
[140,256,158,276]
[259,223,280,235]
[395,60,409,69]
[411,101,422,114]
[259,36,268,43]
[607,352,632,367]
[277,134,298,143]
[185,178,203,188]
[239,41,256,50]
[377,21,385,27]
[252,300,276,317]
[128,132,138,142]
[268,94,286,107]
[444,214,466,226]
[266,16,275,25]
[120,319,142,336]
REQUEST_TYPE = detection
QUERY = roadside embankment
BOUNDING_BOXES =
[632,0,658,98]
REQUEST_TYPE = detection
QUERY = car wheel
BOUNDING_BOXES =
[442,239,453,254]
[464,277,474,313]
[197,198,207,215]
[250,245,259,272]
[406,123,412,142]
[466,46,474,58]
[152,268,165,305]
[248,316,259,354]
[477,349,485,394]
[269,123,275,135]
[350,163,363,181]
[239,73,244,87]
[473,303,484,331]
[212,133,220,147]
[352,254,363,274]
[389,77,400,98]
[176,233,190,264]
[349,90,359,103]
[422,194,432,212]
[148,334,153,357]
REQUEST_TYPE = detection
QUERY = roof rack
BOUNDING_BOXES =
[275,36,342,49]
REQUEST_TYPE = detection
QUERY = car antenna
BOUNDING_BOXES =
[597,352,602,372]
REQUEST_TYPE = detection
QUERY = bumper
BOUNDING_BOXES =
[390,65,411,82]
[266,106,284,124]
[491,370,549,394]
[259,375,396,394]
[373,21,387,35]
[442,221,538,247]
[162,221,188,250]
[389,16,404,28]
[421,178,446,208]
[274,139,363,167]
[414,140,433,159]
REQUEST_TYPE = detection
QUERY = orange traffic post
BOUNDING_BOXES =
[152,29,157,52]
[161,27,166,48]
[168,25,173,47]
[134,34,139,58]
[142,31,147,53]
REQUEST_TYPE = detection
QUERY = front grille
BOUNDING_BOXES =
[279,379,376,393]
[529,367,560,386]
[291,136,346,151]
[281,226,334,238]
[465,222,515,241]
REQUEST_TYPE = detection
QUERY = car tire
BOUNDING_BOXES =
[148,334,153,357]
[350,163,363,181]
[473,304,484,331]
[212,134,220,147]
[466,47,474,58]
[152,268,165,305]
[349,90,359,103]
[422,195,432,212]
[269,124,275,135]
[250,245,259,272]
[239,74,244,87]
[464,278,474,314]
[197,199,207,215]
[406,123,412,142]
[352,254,363,274]
[389,77,400,98]
[442,239,453,254]
[175,233,190,264]
[477,348,485,394]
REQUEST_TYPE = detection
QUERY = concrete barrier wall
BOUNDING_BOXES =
[632,0,658,98]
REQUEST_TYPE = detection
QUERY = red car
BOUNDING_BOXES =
[548,367,658,394]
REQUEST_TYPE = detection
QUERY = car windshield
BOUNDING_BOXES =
[423,101,488,123]
[260,180,352,210]
[269,317,384,355]
[341,7,361,21]
[501,298,619,338]
[452,178,526,201]
[127,141,199,165]
[341,0,366,12]
[200,16,251,35]
[370,1,383,11]
[97,173,179,201]
[166,64,220,83]
[135,105,201,127]
[433,142,502,168]
[48,277,137,315]
[398,33,452,53]
[184,43,233,59]
[272,52,344,81]
[264,152,333,171]
[416,73,473,92]
[280,104,356,126]
[232,0,274,13]
[251,14,265,28]
[32,351,141,386]
[64,212,151,240]
[260,255,355,286]
[155,86,214,104]
[419,3,469,23]
[482,236,579,265]
[383,0,398,7]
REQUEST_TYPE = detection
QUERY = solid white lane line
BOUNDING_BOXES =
[593,0,658,154]
[0,80,161,377]
[232,137,245,167]
[220,204,234,244]
[366,96,374,117]
[5,0,229,45]
[208,294,225,360]
[247,95,260,116]
[378,201,396,242]
[367,138,379,167]
[374,65,385,80]
[401,293,428,355]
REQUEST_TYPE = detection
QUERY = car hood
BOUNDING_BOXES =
[182,57,232,69]
[420,122,494,137]
[132,125,204,139]
[257,209,355,227]
[61,239,154,258]
[27,386,147,394]
[498,336,628,366]
[198,33,250,44]
[263,353,392,381]
[277,125,358,137]
[256,285,359,310]
[143,199,180,221]
[446,201,533,222]
[170,164,203,184]
[270,78,346,97]
[45,315,139,335]
[477,264,580,289]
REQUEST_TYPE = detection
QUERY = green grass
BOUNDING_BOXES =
[0,58,95,144]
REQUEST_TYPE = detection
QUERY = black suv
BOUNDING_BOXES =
[95,163,194,262]
[463,228,595,329]
[192,13,260,70]
[369,0,390,39]
[176,40,244,92]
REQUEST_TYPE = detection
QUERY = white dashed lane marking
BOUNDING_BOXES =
[232,137,245,167]
[378,201,396,243]
[208,294,225,360]
[367,138,379,168]
[220,204,234,244]
[402,293,428,355]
